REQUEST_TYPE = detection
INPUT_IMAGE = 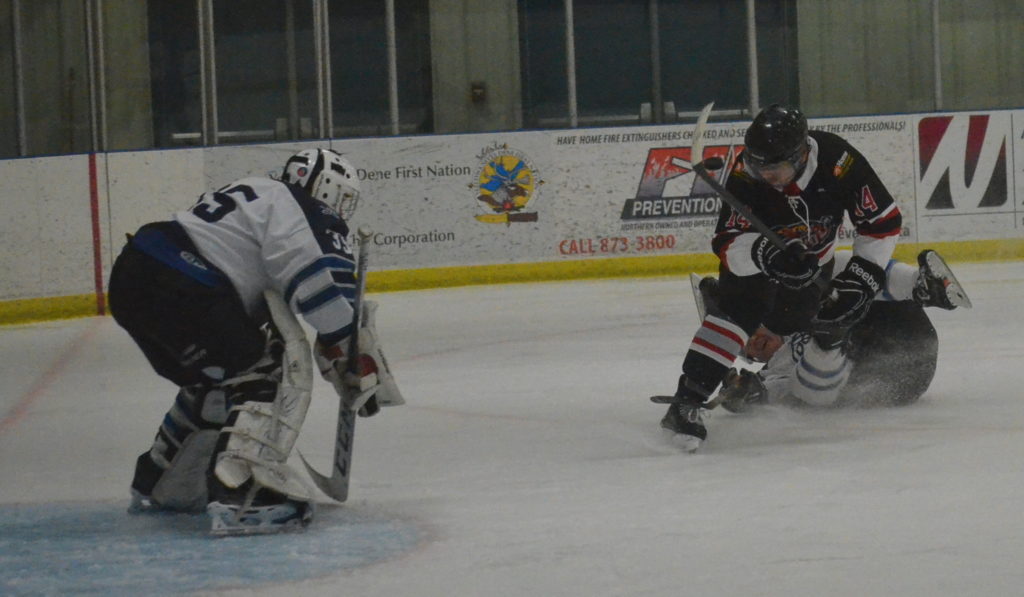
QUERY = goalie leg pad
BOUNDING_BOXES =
[213,388,313,501]
[212,300,315,502]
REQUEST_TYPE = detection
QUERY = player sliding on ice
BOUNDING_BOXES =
[108,148,403,535]
[691,248,970,413]
[656,103,908,451]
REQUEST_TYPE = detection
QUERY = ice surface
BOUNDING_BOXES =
[2,261,1023,596]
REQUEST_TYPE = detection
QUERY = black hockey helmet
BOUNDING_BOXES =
[742,104,809,184]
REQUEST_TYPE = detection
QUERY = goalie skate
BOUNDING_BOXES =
[208,499,314,536]
[914,250,972,310]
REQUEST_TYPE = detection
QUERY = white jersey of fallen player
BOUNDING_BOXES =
[760,333,852,407]
[176,176,356,343]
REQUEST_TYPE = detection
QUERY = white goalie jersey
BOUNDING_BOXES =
[175,176,358,345]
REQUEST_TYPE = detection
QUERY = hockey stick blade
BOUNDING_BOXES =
[690,102,828,292]
[298,406,356,502]
[650,393,725,410]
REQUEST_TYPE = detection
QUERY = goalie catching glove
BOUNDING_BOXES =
[316,300,405,416]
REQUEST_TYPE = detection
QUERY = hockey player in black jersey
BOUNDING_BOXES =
[658,104,903,451]
[108,148,401,534]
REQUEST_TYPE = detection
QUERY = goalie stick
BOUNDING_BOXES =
[298,227,373,503]
[690,102,829,294]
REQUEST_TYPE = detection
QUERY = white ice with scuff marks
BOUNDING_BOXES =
[2,261,1023,596]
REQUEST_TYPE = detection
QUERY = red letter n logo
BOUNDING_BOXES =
[917,114,1010,212]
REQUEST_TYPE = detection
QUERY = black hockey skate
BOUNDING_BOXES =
[659,395,707,452]
[914,250,972,310]
[207,479,313,536]
[717,369,769,414]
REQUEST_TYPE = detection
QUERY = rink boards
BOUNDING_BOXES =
[2,108,1023,323]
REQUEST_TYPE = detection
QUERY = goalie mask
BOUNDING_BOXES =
[282,149,361,218]
[742,104,809,186]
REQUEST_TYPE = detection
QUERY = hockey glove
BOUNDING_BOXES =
[315,341,380,416]
[315,301,405,417]
[814,256,885,329]
[750,235,820,289]
[744,326,784,362]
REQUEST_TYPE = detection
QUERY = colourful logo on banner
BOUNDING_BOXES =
[620,144,740,221]
[918,114,1010,212]
[473,143,542,225]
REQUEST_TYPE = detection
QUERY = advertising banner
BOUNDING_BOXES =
[2,108,1022,317]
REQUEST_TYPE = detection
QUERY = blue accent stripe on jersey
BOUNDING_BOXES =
[318,322,355,347]
[296,285,357,316]
[285,255,356,304]
[797,355,846,379]
[795,369,848,392]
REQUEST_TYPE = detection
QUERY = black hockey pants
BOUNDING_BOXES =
[715,260,835,337]
[108,226,267,387]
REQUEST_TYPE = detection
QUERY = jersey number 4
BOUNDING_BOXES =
[852,185,879,218]
[191,184,258,223]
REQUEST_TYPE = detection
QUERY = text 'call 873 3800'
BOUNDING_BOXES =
[557,235,676,256]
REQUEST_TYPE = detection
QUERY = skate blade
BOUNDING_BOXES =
[207,501,313,537]
[925,251,973,309]
[210,518,308,537]
[659,428,703,453]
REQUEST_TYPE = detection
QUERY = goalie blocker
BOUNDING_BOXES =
[316,299,406,416]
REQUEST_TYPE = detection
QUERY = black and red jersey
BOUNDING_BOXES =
[713,129,902,277]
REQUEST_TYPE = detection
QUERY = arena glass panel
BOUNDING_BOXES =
[518,0,570,129]
[0,1,17,158]
[148,0,202,147]
[329,0,433,137]
[212,0,318,143]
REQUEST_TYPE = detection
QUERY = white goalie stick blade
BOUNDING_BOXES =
[298,227,373,503]
[298,404,356,503]
[689,101,714,168]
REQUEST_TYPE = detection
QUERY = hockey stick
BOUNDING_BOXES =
[690,102,828,293]
[298,227,373,502]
